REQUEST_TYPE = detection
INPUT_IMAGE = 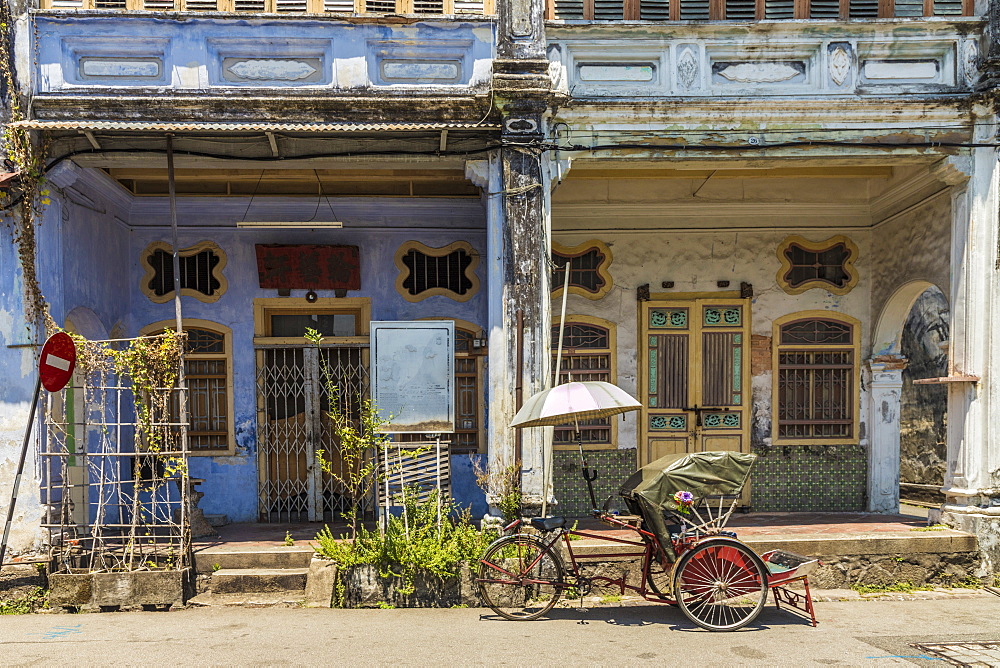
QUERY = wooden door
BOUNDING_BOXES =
[640,298,751,465]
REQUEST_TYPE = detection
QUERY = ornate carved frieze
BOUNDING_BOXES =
[961,38,979,88]
[714,61,804,84]
[828,44,852,87]
[676,46,699,90]
[224,59,319,82]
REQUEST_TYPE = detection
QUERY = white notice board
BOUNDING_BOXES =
[371,321,455,433]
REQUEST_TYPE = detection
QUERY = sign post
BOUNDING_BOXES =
[1,332,76,567]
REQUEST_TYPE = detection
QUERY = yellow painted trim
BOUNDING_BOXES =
[552,314,618,451]
[415,316,487,454]
[638,297,752,466]
[393,240,481,303]
[140,318,236,457]
[775,234,860,296]
[649,290,741,300]
[771,310,862,446]
[252,297,371,342]
[551,240,614,301]
[140,240,228,304]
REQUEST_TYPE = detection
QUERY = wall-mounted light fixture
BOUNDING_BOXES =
[237,221,343,229]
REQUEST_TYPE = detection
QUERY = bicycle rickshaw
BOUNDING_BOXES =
[476,448,820,631]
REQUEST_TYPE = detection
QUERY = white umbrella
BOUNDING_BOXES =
[511,381,642,430]
[511,381,641,515]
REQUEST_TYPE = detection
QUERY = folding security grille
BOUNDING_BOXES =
[256,345,369,523]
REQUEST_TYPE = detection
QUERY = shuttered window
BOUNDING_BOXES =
[548,0,970,18]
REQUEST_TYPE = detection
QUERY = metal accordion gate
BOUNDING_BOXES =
[256,344,369,522]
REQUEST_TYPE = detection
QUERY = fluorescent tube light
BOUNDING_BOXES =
[237,221,344,228]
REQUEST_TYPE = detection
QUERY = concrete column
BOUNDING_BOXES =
[469,144,553,514]
[867,355,906,513]
[940,111,1000,573]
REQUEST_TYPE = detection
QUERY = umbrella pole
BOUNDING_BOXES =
[578,434,598,512]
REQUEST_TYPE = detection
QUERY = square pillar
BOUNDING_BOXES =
[867,356,906,513]
[468,142,553,514]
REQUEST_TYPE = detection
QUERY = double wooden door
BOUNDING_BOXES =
[639,298,751,465]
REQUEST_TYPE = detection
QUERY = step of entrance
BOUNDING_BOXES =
[570,528,978,559]
[211,567,309,595]
[193,545,314,573]
[567,527,980,589]
[186,591,307,608]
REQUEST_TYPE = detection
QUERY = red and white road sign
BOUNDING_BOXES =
[39,332,77,392]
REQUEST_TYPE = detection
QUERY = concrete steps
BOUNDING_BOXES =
[193,546,314,573]
[191,545,318,606]
[211,567,309,594]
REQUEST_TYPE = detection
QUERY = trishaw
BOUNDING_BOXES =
[476,450,820,631]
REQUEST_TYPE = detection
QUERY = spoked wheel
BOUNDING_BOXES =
[673,538,768,631]
[644,550,674,602]
[477,535,564,621]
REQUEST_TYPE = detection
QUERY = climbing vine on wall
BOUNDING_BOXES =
[0,0,54,337]
[66,330,188,476]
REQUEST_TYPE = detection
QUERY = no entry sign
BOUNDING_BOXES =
[39,332,76,392]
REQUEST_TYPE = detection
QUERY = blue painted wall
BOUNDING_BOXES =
[120,197,488,521]
[34,15,495,93]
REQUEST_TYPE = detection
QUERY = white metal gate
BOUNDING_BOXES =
[256,345,369,522]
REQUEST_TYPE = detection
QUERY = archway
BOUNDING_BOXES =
[898,286,949,508]
[872,280,939,357]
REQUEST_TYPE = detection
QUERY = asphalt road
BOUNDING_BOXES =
[1,596,999,666]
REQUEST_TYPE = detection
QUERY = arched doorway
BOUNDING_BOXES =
[898,286,949,507]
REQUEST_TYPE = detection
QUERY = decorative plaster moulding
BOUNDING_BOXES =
[225,59,319,82]
[207,38,331,87]
[716,62,802,84]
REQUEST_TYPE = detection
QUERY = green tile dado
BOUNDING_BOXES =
[552,446,865,515]
[751,445,866,512]
[552,450,637,517]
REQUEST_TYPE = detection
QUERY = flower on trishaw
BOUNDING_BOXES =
[673,490,694,514]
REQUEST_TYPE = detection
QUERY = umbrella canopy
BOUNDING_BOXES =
[510,381,642,429]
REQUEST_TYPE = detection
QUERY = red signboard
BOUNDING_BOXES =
[255,245,361,290]
[39,332,77,392]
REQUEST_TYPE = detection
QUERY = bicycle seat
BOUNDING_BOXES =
[529,517,566,532]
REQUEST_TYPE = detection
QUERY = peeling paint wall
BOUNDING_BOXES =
[0,215,45,557]
[34,15,495,95]
[552,227,873,452]
[123,197,488,521]
[871,191,952,338]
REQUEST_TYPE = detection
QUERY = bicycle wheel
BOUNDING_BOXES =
[477,534,564,621]
[673,538,768,631]
[644,551,673,600]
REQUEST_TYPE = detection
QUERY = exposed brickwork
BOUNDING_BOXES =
[751,334,771,375]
